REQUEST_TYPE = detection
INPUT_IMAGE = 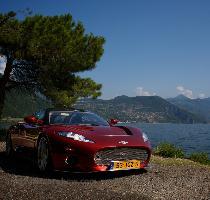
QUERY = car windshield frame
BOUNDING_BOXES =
[48,111,109,126]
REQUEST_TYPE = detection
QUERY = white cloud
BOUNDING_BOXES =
[136,87,156,96]
[198,93,206,99]
[176,86,193,97]
[176,85,193,99]
[176,85,207,99]
[176,86,184,92]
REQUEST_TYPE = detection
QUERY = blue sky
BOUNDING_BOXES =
[1,0,210,99]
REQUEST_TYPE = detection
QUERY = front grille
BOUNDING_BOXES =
[94,147,149,165]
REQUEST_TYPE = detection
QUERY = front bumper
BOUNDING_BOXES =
[49,138,151,172]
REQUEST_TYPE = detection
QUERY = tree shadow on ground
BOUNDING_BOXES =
[0,151,147,181]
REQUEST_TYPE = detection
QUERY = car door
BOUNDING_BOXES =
[20,110,46,157]
[10,122,39,158]
[20,123,40,155]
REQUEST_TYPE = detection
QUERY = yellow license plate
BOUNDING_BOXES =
[111,160,141,171]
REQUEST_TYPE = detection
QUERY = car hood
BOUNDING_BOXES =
[50,125,146,146]
[51,125,132,135]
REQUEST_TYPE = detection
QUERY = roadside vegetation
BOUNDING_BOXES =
[188,152,210,165]
[153,142,184,158]
[153,142,210,165]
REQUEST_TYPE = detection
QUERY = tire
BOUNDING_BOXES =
[36,136,52,173]
[5,133,14,158]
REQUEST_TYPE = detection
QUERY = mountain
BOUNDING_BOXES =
[1,90,206,123]
[167,95,210,122]
[169,94,190,101]
[76,95,205,123]
[2,89,51,118]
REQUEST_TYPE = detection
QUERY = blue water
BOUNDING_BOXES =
[128,123,210,157]
[0,123,12,129]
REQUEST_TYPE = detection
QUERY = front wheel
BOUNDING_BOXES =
[37,136,52,172]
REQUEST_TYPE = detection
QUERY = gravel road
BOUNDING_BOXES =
[0,142,210,200]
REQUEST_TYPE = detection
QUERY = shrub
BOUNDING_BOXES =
[154,142,184,158]
[189,152,210,165]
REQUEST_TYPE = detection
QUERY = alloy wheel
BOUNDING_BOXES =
[37,137,49,172]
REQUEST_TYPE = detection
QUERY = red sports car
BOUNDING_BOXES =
[6,108,151,173]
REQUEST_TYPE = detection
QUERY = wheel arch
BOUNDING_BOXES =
[35,132,54,171]
[35,132,50,149]
[35,132,53,159]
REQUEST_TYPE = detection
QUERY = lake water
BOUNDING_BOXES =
[128,123,210,158]
[1,122,210,157]
[0,122,12,129]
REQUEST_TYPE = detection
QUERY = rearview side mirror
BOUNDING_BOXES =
[24,115,43,125]
[109,119,119,126]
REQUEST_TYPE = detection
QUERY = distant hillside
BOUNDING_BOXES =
[1,91,206,123]
[76,95,206,123]
[2,89,51,118]
[167,95,210,122]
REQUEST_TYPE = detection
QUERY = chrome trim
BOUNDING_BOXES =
[95,147,149,165]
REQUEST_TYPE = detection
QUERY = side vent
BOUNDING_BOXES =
[116,126,133,135]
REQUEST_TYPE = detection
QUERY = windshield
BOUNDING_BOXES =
[49,111,109,126]
[49,111,73,124]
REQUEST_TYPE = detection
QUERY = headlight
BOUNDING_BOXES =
[57,131,94,143]
[142,132,149,142]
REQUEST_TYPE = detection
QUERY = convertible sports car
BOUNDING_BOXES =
[6,108,151,173]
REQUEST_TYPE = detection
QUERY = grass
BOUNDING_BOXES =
[151,155,210,169]
[153,142,210,166]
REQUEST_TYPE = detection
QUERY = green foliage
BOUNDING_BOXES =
[154,143,210,165]
[0,11,105,114]
[189,152,210,165]
[46,76,102,107]
[19,14,105,106]
[153,142,184,158]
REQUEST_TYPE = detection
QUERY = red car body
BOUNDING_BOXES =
[7,109,151,172]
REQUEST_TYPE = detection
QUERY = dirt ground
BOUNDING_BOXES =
[0,142,210,200]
